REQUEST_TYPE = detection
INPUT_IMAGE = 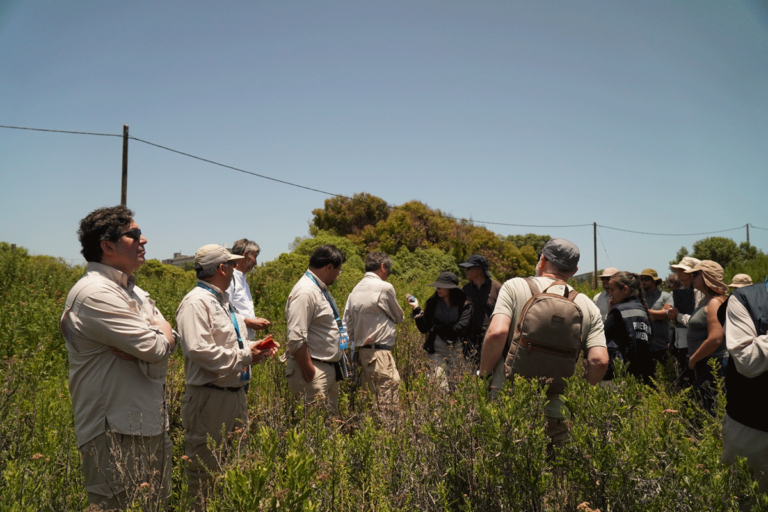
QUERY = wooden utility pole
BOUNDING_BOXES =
[593,222,598,289]
[747,223,750,245]
[121,125,129,206]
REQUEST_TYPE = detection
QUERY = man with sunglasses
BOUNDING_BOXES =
[61,206,177,511]
[176,244,278,510]
[640,268,674,374]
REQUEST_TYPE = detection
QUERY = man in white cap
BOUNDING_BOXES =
[176,244,278,510]
[479,238,608,443]
[665,256,703,385]
[593,267,619,321]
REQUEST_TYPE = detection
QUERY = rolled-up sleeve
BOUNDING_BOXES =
[177,301,253,374]
[379,286,404,325]
[726,299,768,378]
[72,290,171,363]
[285,289,313,355]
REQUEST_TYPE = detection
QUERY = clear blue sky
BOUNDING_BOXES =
[2,0,767,277]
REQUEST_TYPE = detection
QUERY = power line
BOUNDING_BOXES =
[598,224,745,237]
[0,124,121,137]
[129,136,342,198]
[2,123,761,236]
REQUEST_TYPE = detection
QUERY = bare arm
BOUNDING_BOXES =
[479,314,512,376]
[688,297,726,368]
[245,317,271,330]
[584,346,609,384]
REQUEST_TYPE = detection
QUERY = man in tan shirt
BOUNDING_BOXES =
[60,205,176,511]
[479,238,608,444]
[285,244,346,415]
[176,244,278,510]
[345,252,404,424]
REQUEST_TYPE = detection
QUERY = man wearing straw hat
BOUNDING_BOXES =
[665,256,704,385]
[593,267,619,321]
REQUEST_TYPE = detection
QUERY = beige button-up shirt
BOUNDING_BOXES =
[176,281,255,388]
[285,270,341,362]
[345,272,404,348]
[60,262,174,447]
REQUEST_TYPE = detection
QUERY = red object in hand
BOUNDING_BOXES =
[256,335,277,350]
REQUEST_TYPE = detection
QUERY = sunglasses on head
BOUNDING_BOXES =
[116,228,142,241]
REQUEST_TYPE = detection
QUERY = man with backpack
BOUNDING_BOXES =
[479,238,608,443]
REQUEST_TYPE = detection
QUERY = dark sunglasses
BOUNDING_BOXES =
[640,276,653,282]
[116,228,142,241]
[223,260,238,267]
[691,271,702,279]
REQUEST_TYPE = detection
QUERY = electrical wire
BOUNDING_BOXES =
[598,224,745,237]
[1,123,761,236]
[0,124,121,137]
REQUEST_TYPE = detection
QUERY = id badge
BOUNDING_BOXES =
[338,333,348,351]
[240,366,251,382]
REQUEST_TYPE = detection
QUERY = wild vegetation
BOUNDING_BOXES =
[1,206,768,510]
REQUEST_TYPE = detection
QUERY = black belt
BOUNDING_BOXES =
[358,344,392,351]
[203,383,245,393]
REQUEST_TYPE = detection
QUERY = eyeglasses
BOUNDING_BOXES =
[691,271,702,279]
[640,276,653,282]
[223,260,238,267]
[116,228,142,241]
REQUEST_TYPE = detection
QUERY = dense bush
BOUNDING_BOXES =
[2,241,768,511]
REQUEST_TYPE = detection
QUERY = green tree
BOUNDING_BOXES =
[691,237,742,268]
[506,233,551,254]
[311,193,390,237]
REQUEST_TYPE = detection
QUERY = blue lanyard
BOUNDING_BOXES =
[305,271,342,325]
[305,271,348,350]
[196,282,251,382]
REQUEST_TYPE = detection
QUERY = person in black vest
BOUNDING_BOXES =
[722,277,768,493]
[603,271,654,383]
[459,255,502,366]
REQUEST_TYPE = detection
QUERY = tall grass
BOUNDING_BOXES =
[1,244,767,511]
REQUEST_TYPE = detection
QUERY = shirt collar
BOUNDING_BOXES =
[197,279,228,301]
[306,269,328,291]
[88,261,136,292]
[364,271,382,281]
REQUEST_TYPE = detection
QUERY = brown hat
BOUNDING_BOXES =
[728,274,753,289]
[598,267,619,279]
[686,260,728,295]
[639,268,662,285]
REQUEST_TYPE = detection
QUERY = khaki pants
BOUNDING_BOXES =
[722,413,768,494]
[286,358,339,416]
[81,428,172,512]
[359,348,400,426]
[181,384,248,511]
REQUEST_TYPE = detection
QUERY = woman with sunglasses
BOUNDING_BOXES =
[670,260,729,412]
[603,271,654,383]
